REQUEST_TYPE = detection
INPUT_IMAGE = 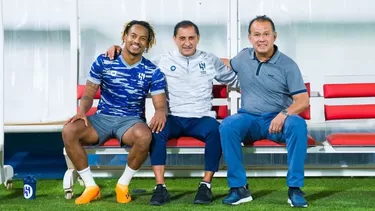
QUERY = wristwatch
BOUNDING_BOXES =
[280,109,289,117]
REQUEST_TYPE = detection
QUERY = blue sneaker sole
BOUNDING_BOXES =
[287,198,308,208]
[223,195,253,205]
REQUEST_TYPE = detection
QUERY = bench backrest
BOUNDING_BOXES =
[323,83,375,120]
[299,82,311,120]
[77,84,229,120]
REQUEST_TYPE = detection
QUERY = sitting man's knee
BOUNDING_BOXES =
[62,124,80,142]
[285,115,307,131]
[132,128,152,150]
[205,120,220,134]
[219,116,236,132]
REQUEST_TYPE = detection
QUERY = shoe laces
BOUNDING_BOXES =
[291,188,305,197]
[198,184,209,193]
[228,185,248,196]
[228,187,239,196]
[153,185,165,194]
[228,185,247,192]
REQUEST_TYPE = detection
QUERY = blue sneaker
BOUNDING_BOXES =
[222,185,253,205]
[288,188,308,208]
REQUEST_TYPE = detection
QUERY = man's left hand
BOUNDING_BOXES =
[268,113,287,134]
[149,111,166,134]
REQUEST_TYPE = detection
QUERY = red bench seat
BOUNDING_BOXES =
[326,133,375,146]
[246,135,316,147]
[100,135,317,148]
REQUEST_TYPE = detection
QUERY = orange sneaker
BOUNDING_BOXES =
[116,184,131,203]
[75,185,100,205]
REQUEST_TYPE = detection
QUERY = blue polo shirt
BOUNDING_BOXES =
[230,45,307,114]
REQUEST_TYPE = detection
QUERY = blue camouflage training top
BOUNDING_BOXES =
[87,54,166,118]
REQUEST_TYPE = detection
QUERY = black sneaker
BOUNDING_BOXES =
[193,183,213,204]
[149,184,170,206]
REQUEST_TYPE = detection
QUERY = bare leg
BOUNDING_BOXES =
[116,122,152,204]
[121,122,152,169]
[62,119,101,205]
[62,119,99,171]
[152,165,165,184]
[203,171,214,183]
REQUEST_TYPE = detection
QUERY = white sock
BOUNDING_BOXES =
[155,184,166,189]
[118,164,138,186]
[77,167,97,187]
[200,181,212,189]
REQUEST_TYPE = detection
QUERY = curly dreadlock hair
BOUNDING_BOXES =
[121,20,156,53]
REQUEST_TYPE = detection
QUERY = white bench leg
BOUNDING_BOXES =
[63,147,79,199]
[0,165,14,190]
[63,169,76,199]
[0,146,14,190]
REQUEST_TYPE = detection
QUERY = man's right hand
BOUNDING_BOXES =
[64,113,88,127]
[105,45,122,60]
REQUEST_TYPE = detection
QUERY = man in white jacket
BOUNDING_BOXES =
[106,20,237,205]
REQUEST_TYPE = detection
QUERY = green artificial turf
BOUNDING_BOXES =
[1,177,375,211]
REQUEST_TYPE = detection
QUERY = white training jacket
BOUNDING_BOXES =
[153,50,238,118]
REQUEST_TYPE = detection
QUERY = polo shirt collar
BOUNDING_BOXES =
[250,45,280,64]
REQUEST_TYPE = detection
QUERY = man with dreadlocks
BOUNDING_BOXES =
[62,20,167,205]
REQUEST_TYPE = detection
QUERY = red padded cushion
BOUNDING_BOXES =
[245,135,316,147]
[101,137,206,148]
[297,83,311,119]
[305,82,310,97]
[323,83,375,98]
[325,104,375,120]
[96,135,317,148]
[102,138,120,147]
[327,133,375,146]
[299,105,311,120]
[77,85,101,99]
[212,84,227,98]
[167,137,205,147]
[212,105,228,119]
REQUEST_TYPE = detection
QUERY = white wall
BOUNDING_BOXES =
[3,0,76,124]
[2,0,375,124]
[77,0,229,84]
[239,0,375,94]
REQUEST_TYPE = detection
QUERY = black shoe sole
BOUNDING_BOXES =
[193,200,212,205]
[150,201,169,206]
[150,196,170,206]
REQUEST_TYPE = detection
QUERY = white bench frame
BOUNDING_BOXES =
[59,87,375,199]
[0,0,13,190]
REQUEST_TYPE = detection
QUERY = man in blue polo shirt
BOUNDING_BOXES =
[220,15,310,208]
